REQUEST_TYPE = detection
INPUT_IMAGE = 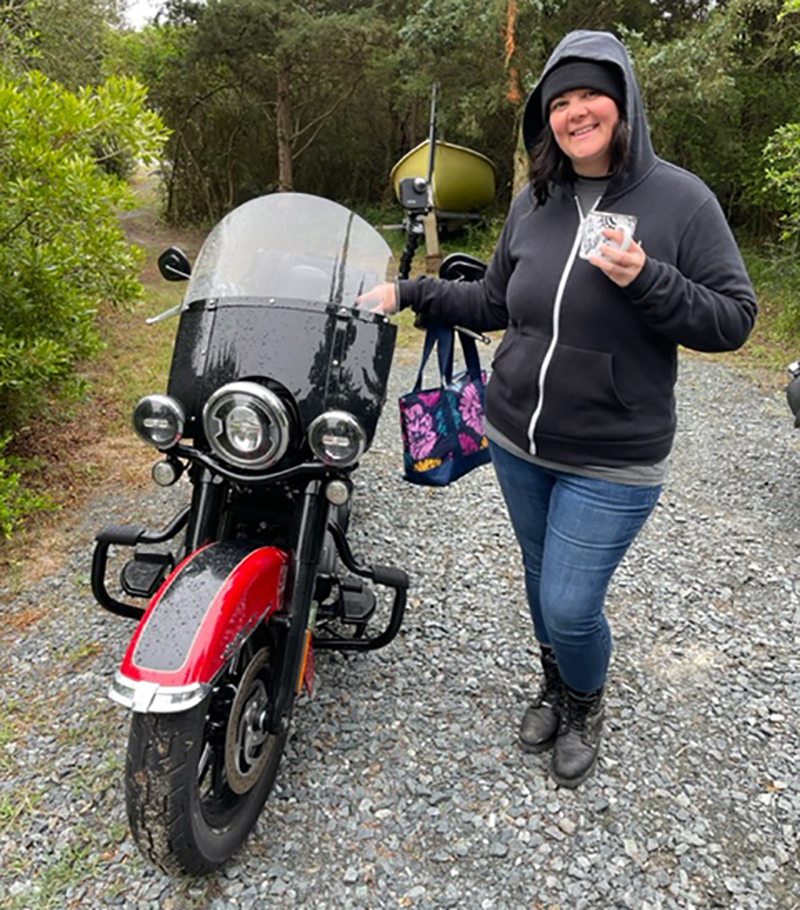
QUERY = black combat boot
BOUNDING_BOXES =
[550,686,605,788]
[519,646,563,753]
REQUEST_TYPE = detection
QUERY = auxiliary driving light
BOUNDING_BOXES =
[308,411,366,468]
[152,459,182,487]
[325,480,350,505]
[133,395,185,449]
[203,382,290,469]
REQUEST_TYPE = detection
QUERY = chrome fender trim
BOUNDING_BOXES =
[109,670,211,714]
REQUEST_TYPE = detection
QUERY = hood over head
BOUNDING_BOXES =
[522,31,656,193]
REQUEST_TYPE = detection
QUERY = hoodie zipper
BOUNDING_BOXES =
[526,196,597,455]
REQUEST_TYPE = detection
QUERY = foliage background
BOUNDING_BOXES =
[0,0,167,535]
[0,0,799,536]
[105,0,800,233]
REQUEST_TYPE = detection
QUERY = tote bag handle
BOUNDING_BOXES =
[412,322,483,392]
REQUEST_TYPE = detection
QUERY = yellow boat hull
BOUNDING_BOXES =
[391,140,496,213]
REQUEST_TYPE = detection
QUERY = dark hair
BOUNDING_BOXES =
[527,118,631,208]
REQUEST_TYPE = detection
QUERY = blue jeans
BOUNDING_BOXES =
[490,442,661,692]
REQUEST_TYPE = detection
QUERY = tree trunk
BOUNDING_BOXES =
[276,57,293,193]
[409,96,419,147]
[512,109,529,198]
[505,2,528,198]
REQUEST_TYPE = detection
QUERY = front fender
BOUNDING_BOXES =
[109,541,288,712]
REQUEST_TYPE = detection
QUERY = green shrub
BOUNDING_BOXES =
[0,435,53,539]
[763,123,800,245]
[0,71,167,427]
[0,70,167,534]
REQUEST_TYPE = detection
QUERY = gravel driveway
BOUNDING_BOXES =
[1,348,797,910]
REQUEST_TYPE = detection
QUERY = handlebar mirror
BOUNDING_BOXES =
[158,247,192,282]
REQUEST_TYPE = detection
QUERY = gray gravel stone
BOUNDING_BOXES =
[1,349,799,909]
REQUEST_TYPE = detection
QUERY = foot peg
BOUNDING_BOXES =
[92,506,190,620]
[339,579,377,623]
[314,521,410,652]
[121,552,174,599]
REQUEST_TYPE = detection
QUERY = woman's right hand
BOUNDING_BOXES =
[356,282,398,315]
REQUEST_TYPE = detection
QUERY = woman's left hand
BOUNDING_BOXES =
[589,228,646,288]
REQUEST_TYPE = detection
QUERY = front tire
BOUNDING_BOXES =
[125,646,288,874]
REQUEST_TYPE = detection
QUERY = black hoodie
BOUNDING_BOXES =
[398,30,757,468]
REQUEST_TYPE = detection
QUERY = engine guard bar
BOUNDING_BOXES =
[168,444,339,486]
[314,521,410,652]
[92,506,191,620]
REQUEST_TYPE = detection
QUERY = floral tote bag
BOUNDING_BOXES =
[399,322,491,486]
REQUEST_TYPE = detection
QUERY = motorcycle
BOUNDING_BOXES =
[92,193,409,874]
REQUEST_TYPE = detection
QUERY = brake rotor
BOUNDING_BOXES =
[224,648,274,795]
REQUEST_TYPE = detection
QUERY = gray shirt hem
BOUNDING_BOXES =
[484,420,667,487]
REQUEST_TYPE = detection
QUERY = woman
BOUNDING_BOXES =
[362,30,757,788]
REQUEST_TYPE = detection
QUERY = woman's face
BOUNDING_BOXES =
[548,89,620,177]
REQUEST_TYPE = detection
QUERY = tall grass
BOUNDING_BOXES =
[741,245,800,339]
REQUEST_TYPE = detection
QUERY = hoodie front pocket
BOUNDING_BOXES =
[542,344,636,442]
[493,329,550,384]
[487,331,549,418]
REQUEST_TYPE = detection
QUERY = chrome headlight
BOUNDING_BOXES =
[308,411,366,467]
[133,395,185,448]
[203,382,290,469]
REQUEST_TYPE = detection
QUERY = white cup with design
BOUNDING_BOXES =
[579,211,638,261]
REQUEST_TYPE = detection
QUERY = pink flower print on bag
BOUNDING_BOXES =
[417,390,441,408]
[458,382,484,436]
[399,322,491,486]
[403,403,437,461]
[459,433,479,455]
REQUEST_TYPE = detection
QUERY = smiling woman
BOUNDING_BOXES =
[547,89,620,177]
[539,59,627,179]
[359,30,757,792]
[528,57,631,205]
